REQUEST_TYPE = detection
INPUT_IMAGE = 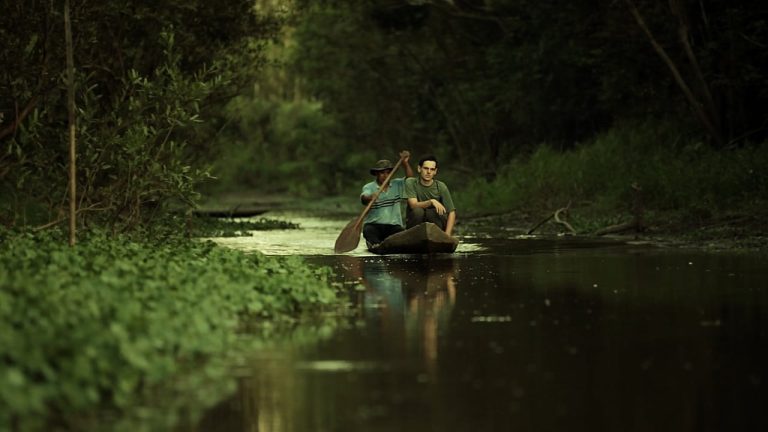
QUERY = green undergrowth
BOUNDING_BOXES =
[0,228,343,430]
[457,122,768,234]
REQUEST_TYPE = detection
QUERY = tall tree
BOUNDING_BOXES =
[624,0,723,146]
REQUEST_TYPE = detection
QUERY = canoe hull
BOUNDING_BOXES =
[369,223,458,254]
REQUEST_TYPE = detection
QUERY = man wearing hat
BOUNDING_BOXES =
[360,150,414,247]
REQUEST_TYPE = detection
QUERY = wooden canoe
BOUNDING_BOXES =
[368,222,459,254]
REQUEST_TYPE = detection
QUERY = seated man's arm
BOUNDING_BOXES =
[407,197,447,214]
[445,211,456,236]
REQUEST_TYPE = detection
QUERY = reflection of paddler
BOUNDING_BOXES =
[362,261,407,330]
[337,257,408,337]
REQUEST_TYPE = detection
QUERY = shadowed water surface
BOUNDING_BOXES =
[194,214,767,431]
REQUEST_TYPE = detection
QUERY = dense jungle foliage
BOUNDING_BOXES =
[208,0,768,226]
[280,0,767,187]
[303,0,766,149]
[2,0,767,226]
[1,0,281,229]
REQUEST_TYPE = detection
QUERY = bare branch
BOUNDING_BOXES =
[0,96,39,141]
[554,207,577,234]
[623,0,723,146]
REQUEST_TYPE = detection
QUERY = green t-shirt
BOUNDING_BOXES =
[404,178,456,213]
[361,177,406,226]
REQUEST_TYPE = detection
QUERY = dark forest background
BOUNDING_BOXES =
[2,0,767,231]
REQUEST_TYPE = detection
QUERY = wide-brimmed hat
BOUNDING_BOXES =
[369,159,394,175]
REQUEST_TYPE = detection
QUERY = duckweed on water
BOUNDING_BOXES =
[0,228,342,430]
[188,216,300,237]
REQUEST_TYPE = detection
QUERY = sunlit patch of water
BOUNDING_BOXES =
[206,211,484,256]
[294,360,389,372]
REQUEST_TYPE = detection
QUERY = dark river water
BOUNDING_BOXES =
[194,214,767,432]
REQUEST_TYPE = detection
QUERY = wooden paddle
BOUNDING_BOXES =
[334,156,405,253]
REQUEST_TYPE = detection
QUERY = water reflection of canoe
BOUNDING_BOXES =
[369,222,459,254]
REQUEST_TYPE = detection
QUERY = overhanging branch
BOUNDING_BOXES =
[0,96,39,141]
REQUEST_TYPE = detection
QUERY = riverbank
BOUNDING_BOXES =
[460,207,768,254]
[0,228,344,430]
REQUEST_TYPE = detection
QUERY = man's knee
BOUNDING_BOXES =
[406,207,426,228]
[425,210,447,230]
[363,224,381,244]
[407,207,446,230]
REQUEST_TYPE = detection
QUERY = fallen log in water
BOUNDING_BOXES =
[191,206,271,218]
[527,205,576,235]
[593,220,642,236]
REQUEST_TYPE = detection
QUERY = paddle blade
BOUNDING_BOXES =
[334,218,362,253]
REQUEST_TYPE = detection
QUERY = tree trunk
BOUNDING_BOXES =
[0,96,39,141]
[669,0,723,145]
[624,0,724,147]
[65,0,77,246]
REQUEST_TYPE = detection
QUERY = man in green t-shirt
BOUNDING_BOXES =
[404,155,456,236]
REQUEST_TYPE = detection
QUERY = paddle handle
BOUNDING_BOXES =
[354,156,405,229]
